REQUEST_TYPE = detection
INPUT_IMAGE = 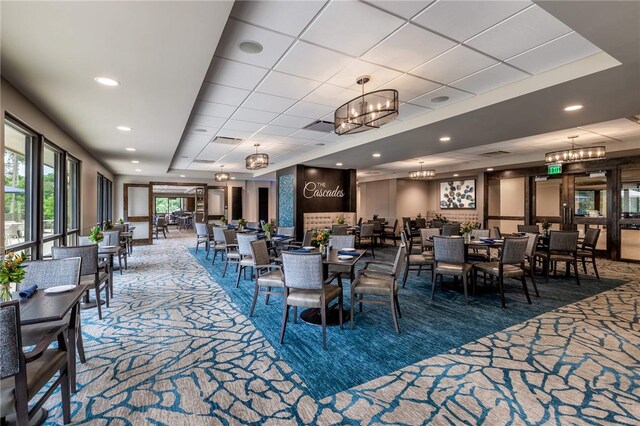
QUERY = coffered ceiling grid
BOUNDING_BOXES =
[173,0,603,174]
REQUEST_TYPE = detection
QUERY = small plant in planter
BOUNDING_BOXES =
[104,220,114,230]
[88,226,104,244]
[237,218,247,231]
[220,216,228,226]
[336,214,346,225]
[0,251,27,301]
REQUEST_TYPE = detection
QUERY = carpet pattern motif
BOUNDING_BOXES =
[38,232,639,425]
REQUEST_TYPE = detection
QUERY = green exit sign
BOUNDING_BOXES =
[548,164,562,175]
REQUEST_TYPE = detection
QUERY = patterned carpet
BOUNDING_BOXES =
[38,230,639,425]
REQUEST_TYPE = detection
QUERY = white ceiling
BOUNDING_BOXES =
[172,0,609,175]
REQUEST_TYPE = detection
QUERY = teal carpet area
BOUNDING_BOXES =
[190,246,625,400]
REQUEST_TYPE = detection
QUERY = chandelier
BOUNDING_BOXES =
[409,161,435,179]
[334,75,398,136]
[214,165,229,182]
[545,136,606,165]
[245,144,269,170]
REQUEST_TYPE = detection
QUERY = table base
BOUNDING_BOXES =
[300,307,350,326]
[81,300,106,310]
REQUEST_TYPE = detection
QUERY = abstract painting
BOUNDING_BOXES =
[440,179,476,209]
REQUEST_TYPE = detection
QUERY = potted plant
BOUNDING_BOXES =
[460,221,478,244]
[104,220,114,230]
[220,216,228,226]
[373,213,379,220]
[312,229,331,256]
[0,251,27,302]
[542,220,551,236]
[416,212,422,219]
[336,214,346,225]
[263,221,273,239]
[237,218,247,232]
[118,218,124,225]
[88,226,104,244]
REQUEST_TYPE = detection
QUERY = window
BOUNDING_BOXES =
[66,156,79,232]
[43,142,63,237]
[155,197,184,214]
[4,121,34,249]
[97,174,113,225]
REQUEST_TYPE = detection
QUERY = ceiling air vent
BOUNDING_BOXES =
[303,120,335,132]
[480,150,511,158]
[211,136,243,145]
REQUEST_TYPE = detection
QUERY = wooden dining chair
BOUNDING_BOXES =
[534,230,581,285]
[0,300,72,425]
[222,229,240,278]
[431,236,472,304]
[401,232,434,287]
[577,228,601,279]
[236,234,258,287]
[210,227,227,265]
[249,240,284,316]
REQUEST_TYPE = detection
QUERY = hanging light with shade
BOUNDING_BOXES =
[409,161,436,179]
[545,135,606,164]
[245,144,269,170]
[214,165,229,182]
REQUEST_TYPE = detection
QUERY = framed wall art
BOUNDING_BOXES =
[440,179,476,209]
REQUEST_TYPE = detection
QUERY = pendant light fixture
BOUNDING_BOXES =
[409,161,435,179]
[245,144,269,170]
[545,135,606,165]
[334,75,399,135]
[214,165,229,182]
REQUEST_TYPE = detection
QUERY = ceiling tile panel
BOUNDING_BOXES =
[303,84,360,107]
[275,41,353,82]
[204,57,269,90]
[270,114,316,129]
[327,59,403,90]
[301,1,405,57]
[365,0,434,19]
[215,128,255,139]
[196,101,237,119]
[258,125,297,137]
[289,129,326,140]
[198,83,250,105]
[230,0,326,37]
[186,125,219,135]
[413,0,531,42]
[195,142,236,162]
[450,63,528,94]
[189,114,228,128]
[466,5,572,60]
[215,20,295,68]
[410,45,497,84]
[506,32,601,75]
[256,71,321,99]
[398,103,433,120]
[243,92,298,113]
[177,134,211,156]
[231,107,279,124]
[222,119,264,133]
[275,137,310,146]
[361,23,457,72]
[380,74,441,102]
[285,101,335,119]
[408,86,473,108]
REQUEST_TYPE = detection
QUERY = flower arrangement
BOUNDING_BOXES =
[104,220,114,230]
[541,220,550,230]
[88,226,104,243]
[220,216,228,226]
[373,214,379,220]
[434,213,449,223]
[0,251,27,301]
[312,229,330,247]
[237,218,247,230]
[118,218,124,224]
[460,221,479,235]
[416,212,422,219]
[336,214,346,225]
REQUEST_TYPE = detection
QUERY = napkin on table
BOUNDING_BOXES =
[291,249,311,253]
[19,284,38,299]
[337,250,358,257]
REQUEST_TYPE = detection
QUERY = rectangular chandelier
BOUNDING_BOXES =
[545,146,606,164]
[334,89,398,135]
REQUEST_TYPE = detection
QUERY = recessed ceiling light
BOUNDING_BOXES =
[453,173,459,177]
[117,126,132,132]
[564,104,583,111]
[431,96,449,103]
[193,128,207,133]
[125,147,136,152]
[336,162,343,166]
[180,175,185,178]
[439,136,451,142]
[486,168,494,171]
[131,160,139,164]
[372,153,381,157]
[135,168,142,172]
[94,76,119,86]
[239,40,263,54]
[315,143,325,147]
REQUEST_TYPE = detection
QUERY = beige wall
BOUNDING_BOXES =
[396,179,429,219]
[535,179,561,216]
[357,179,397,220]
[1,78,114,248]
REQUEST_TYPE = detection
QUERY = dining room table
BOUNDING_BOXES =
[299,248,366,326]
[19,283,89,396]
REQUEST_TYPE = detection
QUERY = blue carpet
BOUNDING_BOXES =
[189,246,626,399]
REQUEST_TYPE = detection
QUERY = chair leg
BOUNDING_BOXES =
[371,244,375,259]
[60,366,71,424]
[279,304,289,345]
[222,259,229,277]
[395,296,402,318]
[582,257,587,274]
[573,260,581,285]
[265,292,271,305]
[521,275,531,304]
[338,294,344,331]
[321,304,327,351]
[249,284,260,317]
[293,306,298,324]
[498,276,506,309]
[236,266,243,288]
[462,274,469,305]
[402,263,409,287]
[431,273,438,301]
[592,256,600,280]
[530,269,540,297]
[95,285,103,320]
[390,292,400,334]
[77,314,86,364]
[350,292,356,330]
[123,253,128,270]
[118,256,123,275]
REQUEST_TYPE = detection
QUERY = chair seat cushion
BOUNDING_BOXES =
[257,270,284,287]
[473,262,524,278]
[420,251,434,259]
[435,262,472,275]
[410,254,432,264]
[80,272,108,286]
[240,258,255,267]
[287,285,342,308]
[226,252,241,260]
[353,274,397,296]
[548,253,576,262]
[214,244,226,250]
[576,250,593,257]
[1,348,67,414]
